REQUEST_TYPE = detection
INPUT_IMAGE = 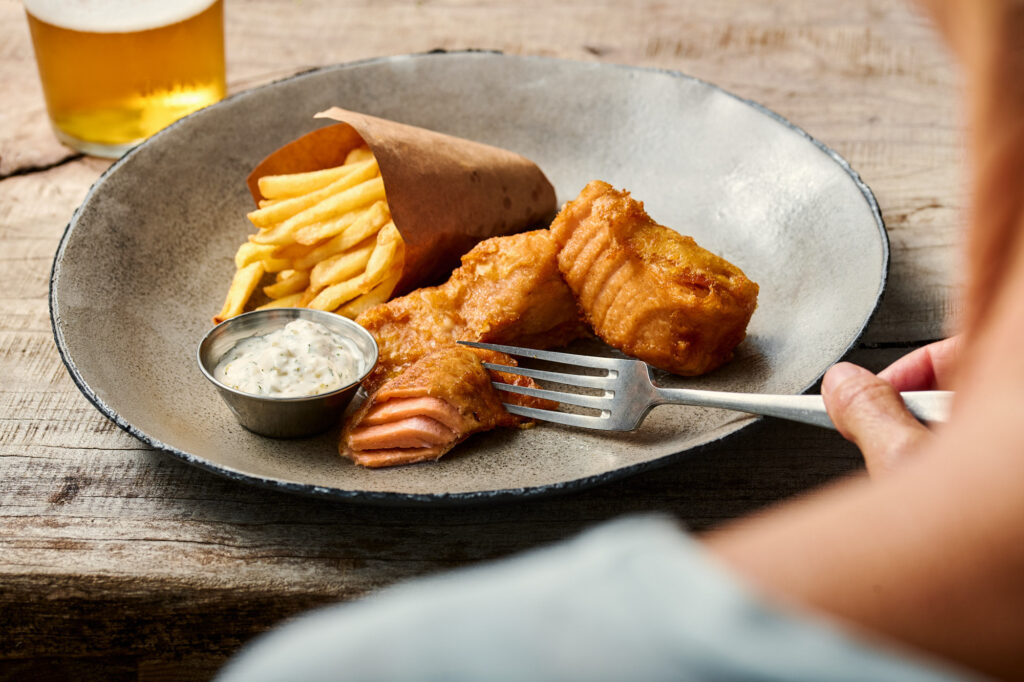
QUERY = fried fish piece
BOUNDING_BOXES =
[357,229,588,390]
[340,345,546,468]
[549,180,758,376]
[343,229,580,467]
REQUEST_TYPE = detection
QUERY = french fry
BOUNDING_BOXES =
[248,220,302,248]
[213,261,264,324]
[252,174,386,245]
[255,292,305,310]
[216,146,407,323]
[262,256,292,273]
[308,222,403,311]
[362,223,401,288]
[292,201,390,271]
[236,239,290,272]
[307,276,369,311]
[263,269,310,299]
[335,202,392,251]
[234,242,277,269]
[258,162,364,200]
[345,145,374,164]
[249,175,385,246]
[272,241,318,263]
[293,210,360,247]
[246,158,378,228]
[309,237,376,291]
[337,255,404,319]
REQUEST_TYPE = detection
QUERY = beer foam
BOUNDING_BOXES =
[24,0,218,33]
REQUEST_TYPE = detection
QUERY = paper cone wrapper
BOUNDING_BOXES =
[247,108,557,294]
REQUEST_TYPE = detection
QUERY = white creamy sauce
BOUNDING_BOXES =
[214,319,362,397]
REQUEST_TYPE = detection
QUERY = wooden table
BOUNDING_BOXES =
[0,1,962,678]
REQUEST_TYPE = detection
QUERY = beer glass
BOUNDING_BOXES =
[24,0,226,158]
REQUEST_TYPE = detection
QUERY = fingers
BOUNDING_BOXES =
[877,336,961,392]
[822,363,934,477]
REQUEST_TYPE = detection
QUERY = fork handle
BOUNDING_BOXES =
[652,389,954,430]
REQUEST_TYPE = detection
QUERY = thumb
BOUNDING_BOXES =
[821,362,934,477]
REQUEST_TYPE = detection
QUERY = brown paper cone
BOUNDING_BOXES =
[246,108,556,294]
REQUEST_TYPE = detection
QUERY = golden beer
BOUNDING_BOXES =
[25,0,226,157]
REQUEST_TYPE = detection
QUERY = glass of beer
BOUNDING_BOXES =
[24,0,226,158]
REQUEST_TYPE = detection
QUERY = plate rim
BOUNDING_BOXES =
[48,50,889,506]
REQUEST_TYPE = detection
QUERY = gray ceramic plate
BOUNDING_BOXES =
[50,52,886,505]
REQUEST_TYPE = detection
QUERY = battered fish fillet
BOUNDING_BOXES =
[549,181,758,376]
[341,345,531,468]
[357,229,588,390]
[342,229,580,467]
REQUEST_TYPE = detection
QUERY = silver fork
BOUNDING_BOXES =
[459,341,953,431]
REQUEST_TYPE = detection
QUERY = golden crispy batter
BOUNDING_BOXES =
[357,229,587,390]
[342,229,578,467]
[549,180,758,376]
[340,345,526,468]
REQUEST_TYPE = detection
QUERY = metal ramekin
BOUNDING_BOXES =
[197,308,378,438]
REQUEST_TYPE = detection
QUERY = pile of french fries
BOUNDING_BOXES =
[213,145,405,324]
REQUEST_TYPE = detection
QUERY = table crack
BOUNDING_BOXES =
[0,153,85,181]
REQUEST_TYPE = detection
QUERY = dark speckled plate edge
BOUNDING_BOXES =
[48,50,888,507]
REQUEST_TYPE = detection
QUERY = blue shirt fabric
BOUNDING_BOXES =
[217,515,978,682]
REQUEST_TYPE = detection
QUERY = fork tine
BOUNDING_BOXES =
[458,341,624,371]
[502,404,616,430]
[480,361,614,390]
[491,381,612,410]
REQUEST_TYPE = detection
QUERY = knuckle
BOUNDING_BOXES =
[833,375,898,413]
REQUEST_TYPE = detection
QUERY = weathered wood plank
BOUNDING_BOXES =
[0,417,869,660]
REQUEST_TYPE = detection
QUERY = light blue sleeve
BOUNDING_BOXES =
[216,515,981,682]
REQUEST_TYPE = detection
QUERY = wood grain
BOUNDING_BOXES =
[0,0,963,677]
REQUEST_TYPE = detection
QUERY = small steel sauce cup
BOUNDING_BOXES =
[197,308,378,438]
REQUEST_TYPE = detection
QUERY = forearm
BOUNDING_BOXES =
[705,430,1024,679]
[705,261,1024,679]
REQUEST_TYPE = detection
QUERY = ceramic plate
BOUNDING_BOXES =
[50,52,886,505]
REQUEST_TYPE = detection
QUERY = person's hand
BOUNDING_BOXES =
[821,336,961,477]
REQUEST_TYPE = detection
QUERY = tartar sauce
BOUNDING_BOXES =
[214,319,363,397]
